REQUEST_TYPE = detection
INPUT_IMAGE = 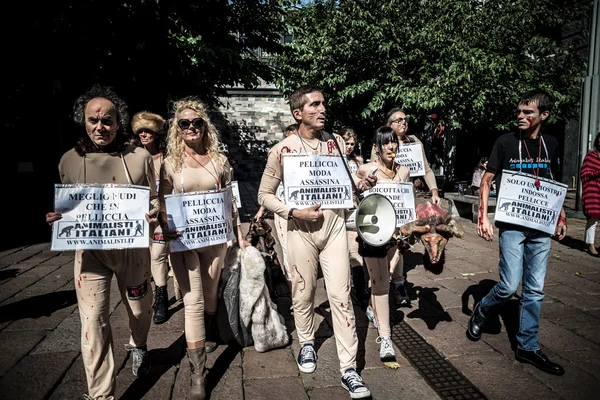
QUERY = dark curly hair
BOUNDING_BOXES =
[72,84,129,156]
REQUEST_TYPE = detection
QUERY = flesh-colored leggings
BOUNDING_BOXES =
[273,213,291,281]
[288,215,358,374]
[151,226,170,287]
[364,247,400,338]
[75,248,153,399]
[169,243,227,343]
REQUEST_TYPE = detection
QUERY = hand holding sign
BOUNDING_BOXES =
[295,203,323,222]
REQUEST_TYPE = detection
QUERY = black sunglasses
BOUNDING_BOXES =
[177,118,205,130]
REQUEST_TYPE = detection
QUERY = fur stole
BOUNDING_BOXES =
[238,246,289,352]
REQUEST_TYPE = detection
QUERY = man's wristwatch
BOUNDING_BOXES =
[288,208,297,220]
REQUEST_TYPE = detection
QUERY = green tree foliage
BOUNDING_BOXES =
[275,0,588,134]
[3,0,292,130]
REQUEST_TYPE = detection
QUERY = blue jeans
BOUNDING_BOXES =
[479,229,551,351]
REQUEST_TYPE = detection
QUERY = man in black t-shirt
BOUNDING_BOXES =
[466,90,567,376]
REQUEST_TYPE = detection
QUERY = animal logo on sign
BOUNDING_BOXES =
[289,190,299,201]
[58,225,75,237]
[499,202,511,212]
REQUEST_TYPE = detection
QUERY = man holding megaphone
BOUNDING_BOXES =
[258,85,376,399]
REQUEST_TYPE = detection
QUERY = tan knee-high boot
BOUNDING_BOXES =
[188,348,206,400]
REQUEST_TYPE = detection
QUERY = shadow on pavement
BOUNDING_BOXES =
[555,234,588,252]
[0,289,77,323]
[119,334,186,400]
[461,279,520,341]
[0,268,19,282]
[206,344,243,396]
[314,299,369,373]
[406,286,452,329]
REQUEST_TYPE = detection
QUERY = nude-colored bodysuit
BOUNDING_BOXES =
[159,153,239,343]
[258,132,359,373]
[150,153,169,287]
[59,145,156,399]
[355,162,410,338]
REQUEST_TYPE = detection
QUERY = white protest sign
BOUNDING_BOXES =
[231,181,242,208]
[345,156,360,175]
[495,170,567,234]
[394,142,425,177]
[165,188,235,252]
[51,184,150,251]
[283,154,354,209]
[364,183,416,227]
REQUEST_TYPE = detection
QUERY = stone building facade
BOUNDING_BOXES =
[211,85,295,181]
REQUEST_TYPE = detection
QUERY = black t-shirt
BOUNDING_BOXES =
[487,131,560,230]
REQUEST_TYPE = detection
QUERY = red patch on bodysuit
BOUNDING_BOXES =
[327,140,336,154]
[294,265,305,292]
[279,146,292,163]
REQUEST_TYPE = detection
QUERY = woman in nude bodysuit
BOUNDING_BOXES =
[157,97,248,400]
[355,126,410,364]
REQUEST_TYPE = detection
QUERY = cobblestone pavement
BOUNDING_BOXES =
[0,184,598,400]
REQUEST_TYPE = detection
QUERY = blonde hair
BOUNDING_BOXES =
[166,97,223,172]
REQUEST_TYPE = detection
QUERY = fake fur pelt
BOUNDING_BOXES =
[237,245,289,352]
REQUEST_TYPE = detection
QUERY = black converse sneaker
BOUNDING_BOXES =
[341,368,371,399]
[297,343,317,373]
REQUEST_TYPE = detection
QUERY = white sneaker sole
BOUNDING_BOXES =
[297,362,316,373]
[341,383,371,399]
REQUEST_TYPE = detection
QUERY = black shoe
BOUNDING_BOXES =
[515,348,565,376]
[394,284,411,307]
[205,312,220,353]
[466,303,486,341]
[153,285,169,324]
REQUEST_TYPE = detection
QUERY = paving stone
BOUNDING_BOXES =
[450,350,561,400]
[545,269,600,295]
[1,286,77,329]
[0,351,79,399]
[412,319,496,358]
[515,346,600,400]
[0,329,47,377]
[362,366,443,400]
[307,385,355,400]
[209,365,244,400]
[538,319,600,354]
[243,347,297,380]
[295,337,341,389]
[31,310,81,354]
[544,282,600,311]
[115,362,178,400]
[540,302,600,346]
[561,348,600,379]
[244,376,308,400]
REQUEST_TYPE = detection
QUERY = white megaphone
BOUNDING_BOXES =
[346,193,397,247]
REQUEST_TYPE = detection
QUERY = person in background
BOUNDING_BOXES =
[341,126,364,175]
[254,123,298,283]
[339,127,370,310]
[355,126,410,364]
[46,84,157,399]
[158,97,249,399]
[471,157,488,195]
[371,108,441,205]
[581,131,600,257]
[131,111,174,324]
